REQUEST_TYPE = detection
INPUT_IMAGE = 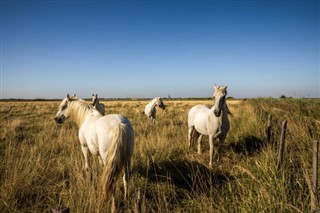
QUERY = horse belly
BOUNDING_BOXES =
[87,128,100,155]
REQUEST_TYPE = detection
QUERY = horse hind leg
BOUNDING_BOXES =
[98,156,104,166]
[123,161,131,200]
[188,126,197,149]
[81,144,92,180]
[197,134,203,155]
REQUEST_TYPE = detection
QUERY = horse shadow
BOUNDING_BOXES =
[229,135,265,156]
[135,159,232,197]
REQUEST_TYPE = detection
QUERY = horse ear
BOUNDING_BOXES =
[224,84,228,89]
[213,84,218,90]
[67,94,70,100]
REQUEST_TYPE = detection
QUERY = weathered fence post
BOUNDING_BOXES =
[277,120,287,170]
[266,114,272,145]
[307,124,313,139]
[311,140,319,212]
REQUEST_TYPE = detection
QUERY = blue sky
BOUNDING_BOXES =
[1,0,319,99]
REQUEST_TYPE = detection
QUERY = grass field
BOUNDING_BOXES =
[0,98,319,212]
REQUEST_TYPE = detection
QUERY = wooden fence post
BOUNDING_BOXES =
[266,114,272,145]
[311,140,319,212]
[307,124,313,139]
[277,120,287,170]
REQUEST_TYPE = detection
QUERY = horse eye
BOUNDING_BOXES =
[62,104,68,110]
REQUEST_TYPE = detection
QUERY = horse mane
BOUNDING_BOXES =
[150,98,160,112]
[69,98,95,127]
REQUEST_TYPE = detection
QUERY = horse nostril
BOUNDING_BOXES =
[54,116,63,123]
[214,110,221,117]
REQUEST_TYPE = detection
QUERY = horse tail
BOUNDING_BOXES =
[102,123,130,200]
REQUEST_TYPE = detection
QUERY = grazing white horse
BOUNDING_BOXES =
[54,94,134,204]
[144,97,166,123]
[92,94,106,116]
[188,85,230,168]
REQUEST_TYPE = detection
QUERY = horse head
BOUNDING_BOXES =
[156,97,166,110]
[54,94,73,124]
[92,94,98,106]
[213,85,227,117]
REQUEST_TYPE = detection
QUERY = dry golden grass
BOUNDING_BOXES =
[0,98,319,212]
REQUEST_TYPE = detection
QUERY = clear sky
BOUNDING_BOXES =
[1,0,319,99]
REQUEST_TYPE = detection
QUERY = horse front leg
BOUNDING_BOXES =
[209,135,216,168]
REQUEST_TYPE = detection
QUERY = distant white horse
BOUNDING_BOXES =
[54,94,134,204]
[188,85,230,168]
[144,97,166,123]
[92,94,105,116]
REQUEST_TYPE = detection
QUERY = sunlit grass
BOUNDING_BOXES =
[0,98,319,212]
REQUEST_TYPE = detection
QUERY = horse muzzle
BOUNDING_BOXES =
[159,104,165,110]
[54,115,65,124]
[214,109,221,117]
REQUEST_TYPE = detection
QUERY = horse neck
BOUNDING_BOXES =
[95,99,100,105]
[93,98,99,106]
[69,101,92,128]
[211,100,228,120]
[221,104,228,120]
[150,99,158,111]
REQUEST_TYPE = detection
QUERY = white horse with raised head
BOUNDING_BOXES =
[92,93,105,116]
[188,85,230,168]
[144,97,166,123]
[54,94,134,205]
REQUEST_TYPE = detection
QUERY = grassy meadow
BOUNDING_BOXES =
[0,98,319,212]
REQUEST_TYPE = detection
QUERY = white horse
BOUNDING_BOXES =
[188,85,230,168]
[144,97,165,123]
[54,94,134,204]
[92,94,105,116]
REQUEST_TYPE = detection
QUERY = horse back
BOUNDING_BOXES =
[94,114,134,159]
[96,114,132,131]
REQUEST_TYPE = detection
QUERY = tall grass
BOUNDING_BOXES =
[0,98,319,212]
